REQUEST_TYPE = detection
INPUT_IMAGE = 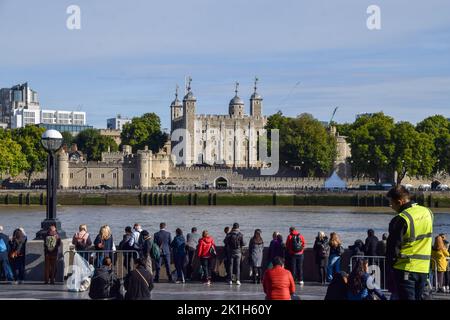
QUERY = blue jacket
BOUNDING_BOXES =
[154,230,172,256]
[171,235,186,257]
[0,233,10,254]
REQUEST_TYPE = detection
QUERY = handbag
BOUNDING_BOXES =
[209,245,217,257]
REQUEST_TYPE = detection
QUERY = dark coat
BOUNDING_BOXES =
[154,230,172,256]
[324,271,348,300]
[141,237,153,259]
[89,266,121,300]
[171,235,186,258]
[313,237,329,265]
[10,229,27,257]
[224,229,245,256]
[268,239,285,262]
[124,266,153,300]
[364,235,379,256]
[376,240,387,256]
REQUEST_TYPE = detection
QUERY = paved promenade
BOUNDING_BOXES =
[1,280,449,300]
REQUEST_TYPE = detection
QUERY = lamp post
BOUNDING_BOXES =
[35,129,67,240]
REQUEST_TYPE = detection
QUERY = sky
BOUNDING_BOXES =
[1,0,450,129]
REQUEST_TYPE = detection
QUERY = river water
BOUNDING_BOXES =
[0,206,449,247]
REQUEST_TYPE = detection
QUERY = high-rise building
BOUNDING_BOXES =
[0,82,40,126]
[107,114,131,131]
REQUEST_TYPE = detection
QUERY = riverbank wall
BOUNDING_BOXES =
[1,190,450,207]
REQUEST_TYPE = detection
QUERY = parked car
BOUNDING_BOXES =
[403,184,414,191]
[436,184,449,191]
[418,184,431,191]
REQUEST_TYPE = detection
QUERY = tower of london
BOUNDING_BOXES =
[170,78,267,168]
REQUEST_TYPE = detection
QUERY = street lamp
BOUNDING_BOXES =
[35,130,67,239]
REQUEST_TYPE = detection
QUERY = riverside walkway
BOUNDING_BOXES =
[0,281,449,300]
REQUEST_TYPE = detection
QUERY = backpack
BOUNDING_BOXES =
[150,240,160,260]
[292,234,303,252]
[46,235,58,252]
[0,238,6,253]
[227,233,241,250]
[89,269,114,299]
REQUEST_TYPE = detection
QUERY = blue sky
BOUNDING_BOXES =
[1,0,450,129]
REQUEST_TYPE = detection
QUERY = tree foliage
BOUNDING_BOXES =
[120,113,167,153]
[416,115,450,174]
[0,130,28,178]
[74,129,118,161]
[266,112,337,177]
[11,125,47,186]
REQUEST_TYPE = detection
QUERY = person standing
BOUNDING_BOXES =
[386,185,433,300]
[376,233,388,256]
[124,258,154,300]
[313,231,329,285]
[222,226,230,280]
[224,223,245,285]
[431,235,449,293]
[197,230,216,285]
[9,228,27,283]
[249,229,264,284]
[286,226,306,286]
[153,222,173,282]
[140,230,154,275]
[132,223,143,246]
[262,256,296,300]
[43,224,61,284]
[364,229,379,266]
[268,232,285,266]
[72,224,92,262]
[94,225,114,268]
[0,226,14,282]
[185,227,200,280]
[118,226,137,274]
[327,232,344,282]
[171,228,186,283]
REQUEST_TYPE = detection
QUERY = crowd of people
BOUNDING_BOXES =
[0,186,448,300]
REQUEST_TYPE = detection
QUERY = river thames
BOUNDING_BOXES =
[0,206,449,246]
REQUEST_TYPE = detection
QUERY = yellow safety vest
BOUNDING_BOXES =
[394,204,433,273]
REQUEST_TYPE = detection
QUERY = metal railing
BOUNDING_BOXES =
[64,249,140,281]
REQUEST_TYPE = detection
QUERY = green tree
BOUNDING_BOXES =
[416,115,450,174]
[346,112,395,183]
[391,122,436,185]
[11,125,47,187]
[61,131,75,149]
[120,113,167,153]
[335,122,352,137]
[266,112,337,177]
[74,129,118,161]
[0,133,28,178]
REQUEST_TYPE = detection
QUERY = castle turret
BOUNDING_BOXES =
[183,77,196,166]
[250,77,262,117]
[170,85,183,121]
[138,147,152,189]
[57,149,69,189]
[229,82,244,118]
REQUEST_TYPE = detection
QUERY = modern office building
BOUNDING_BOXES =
[0,82,40,126]
[107,114,131,131]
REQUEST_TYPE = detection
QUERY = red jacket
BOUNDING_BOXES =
[263,265,295,300]
[286,230,306,255]
[197,236,216,258]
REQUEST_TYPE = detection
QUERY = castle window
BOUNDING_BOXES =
[162,170,166,178]
[70,173,73,179]
[145,173,147,178]
[131,173,135,180]
[113,173,117,179]
[88,173,92,179]
[101,174,105,179]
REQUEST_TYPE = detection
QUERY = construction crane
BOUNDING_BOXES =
[329,107,339,126]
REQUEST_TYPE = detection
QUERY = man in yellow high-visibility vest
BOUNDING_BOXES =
[386,185,433,300]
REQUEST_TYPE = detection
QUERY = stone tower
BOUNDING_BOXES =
[138,148,152,189]
[170,85,182,122]
[229,82,244,118]
[183,77,196,166]
[250,77,262,117]
[57,150,69,189]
